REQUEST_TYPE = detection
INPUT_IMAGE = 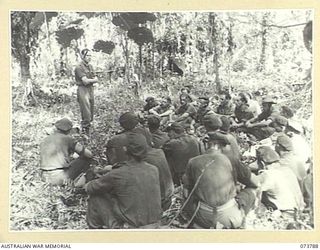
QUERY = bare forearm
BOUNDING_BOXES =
[82,76,98,86]
[175,113,189,122]
[160,110,173,117]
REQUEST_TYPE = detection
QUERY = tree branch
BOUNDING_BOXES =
[230,16,308,29]
[264,22,309,28]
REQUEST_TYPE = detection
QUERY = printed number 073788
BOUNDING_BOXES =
[300,244,319,248]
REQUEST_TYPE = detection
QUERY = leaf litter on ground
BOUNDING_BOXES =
[10,77,313,231]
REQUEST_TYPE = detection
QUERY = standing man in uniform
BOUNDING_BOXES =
[75,49,99,135]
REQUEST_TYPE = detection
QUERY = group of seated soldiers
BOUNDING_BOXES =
[39,86,313,229]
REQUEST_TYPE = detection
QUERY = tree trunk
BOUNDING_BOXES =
[152,23,155,80]
[258,13,268,72]
[59,47,66,76]
[43,12,55,79]
[21,14,32,82]
[160,51,163,77]
[139,45,142,82]
[213,47,221,93]
[43,13,52,52]
[209,13,221,93]
[125,36,130,83]
[20,53,31,82]
[144,46,148,82]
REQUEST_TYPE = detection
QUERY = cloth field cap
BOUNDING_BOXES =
[276,134,293,151]
[55,118,73,132]
[119,112,139,130]
[203,114,222,130]
[126,132,148,158]
[206,131,230,145]
[256,146,280,164]
[165,122,185,134]
[262,96,276,104]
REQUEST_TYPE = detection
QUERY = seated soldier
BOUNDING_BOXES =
[230,93,254,131]
[86,133,162,229]
[162,122,201,185]
[143,97,159,112]
[105,112,153,165]
[202,115,253,186]
[216,92,235,116]
[285,119,311,169]
[245,96,286,140]
[244,92,261,117]
[179,85,197,104]
[173,93,197,132]
[40,118,93,185]
[255,146,305,212]
[143,141,174,211]
[280,105,294,119]
[220,116,241,158]
[149,96,174,126]
[302,159,313,212]
[195,96,215,127]
[137,97,159,125]
[269,114,288,144]
[202,114,222,133]
[182,132,256,229]
[201,114,222,151]
[275,134,307,190]
[147,115,169,149]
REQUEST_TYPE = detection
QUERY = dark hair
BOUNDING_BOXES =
[126,132,148,161]
[238,93,248,103]
[147,115,161,131]
[166,122,185,134]
[145,97,155,103]
[281,106,294,119]
[164,96,172,104]
[180,93,192,103]
[224,92,232,100]
[81,49,90,58]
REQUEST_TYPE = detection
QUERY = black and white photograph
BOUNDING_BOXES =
[10,9,314,232]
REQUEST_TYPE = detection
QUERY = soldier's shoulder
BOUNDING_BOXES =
[148,148,164,155]
[107,133,128,146]
[75,62,84,69]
